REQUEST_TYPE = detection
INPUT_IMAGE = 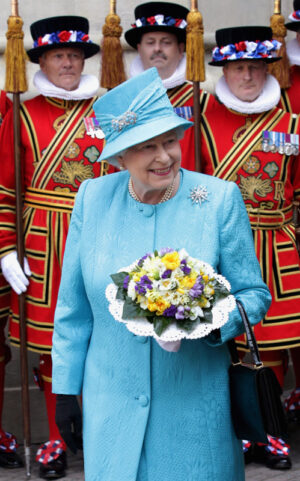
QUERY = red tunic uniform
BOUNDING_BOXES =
[0,95,115,354]
[185,92,300,351]
[167,82,195,171]
[279,65,300,113]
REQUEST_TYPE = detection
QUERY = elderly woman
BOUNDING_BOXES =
[52,68,271,481]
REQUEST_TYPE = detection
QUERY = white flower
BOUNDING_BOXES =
[157,278,178,291]
[138,296,148,310]
[143,256,164,277]
[178,248,189,260]
[127,280,137,301]
[204,285,214,296]
[189,305,204,320]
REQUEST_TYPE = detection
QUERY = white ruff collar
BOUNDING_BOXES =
[287,38,300,66]
[215,74,281,114]
[129,54,187,89]
[33,70,99,100]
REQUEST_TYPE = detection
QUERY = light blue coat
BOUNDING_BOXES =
[52,169,271,481]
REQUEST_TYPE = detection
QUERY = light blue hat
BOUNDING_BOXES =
[93,68,193,166]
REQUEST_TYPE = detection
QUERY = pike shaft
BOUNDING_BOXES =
[110,0,116,14]
[274,0,281,14]
[11,0,19,16]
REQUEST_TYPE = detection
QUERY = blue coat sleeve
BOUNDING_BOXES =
[207,181,271,345]
[52,180,93,395]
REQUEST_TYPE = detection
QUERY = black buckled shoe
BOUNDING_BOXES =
[252,443,292,470]
[39,451,67,479]
[0,450,23,469]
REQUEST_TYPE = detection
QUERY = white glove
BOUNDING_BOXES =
[155,338,181,352]
[1,251,31,295]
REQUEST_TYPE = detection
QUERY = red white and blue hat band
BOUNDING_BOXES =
[33,30,91,48]
[131,15,187,30]
[212,39,281,63]
[289,10,300,21]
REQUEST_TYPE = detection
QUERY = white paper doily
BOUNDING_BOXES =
[105,265,236,342]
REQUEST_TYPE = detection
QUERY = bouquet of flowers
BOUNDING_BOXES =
[106,248,235,342]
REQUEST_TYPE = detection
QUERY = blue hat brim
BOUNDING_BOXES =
[98,115,193,166]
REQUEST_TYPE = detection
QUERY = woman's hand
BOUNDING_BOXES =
[55,394,82,454]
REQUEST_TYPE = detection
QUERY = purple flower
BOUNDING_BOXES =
[159,247,173,256]
[123,275,130,290]
[138,253,151,267]
[189,276,204,299]
[180,259,191,275]
[175,305,185,320]
[162,269,172,279]
[163,305,177,317]
[135,275,152,295]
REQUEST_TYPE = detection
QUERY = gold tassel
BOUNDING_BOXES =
[268,3,291,89]
[186,3,205,83]
[4,14,28,93]
[100,1,126,90]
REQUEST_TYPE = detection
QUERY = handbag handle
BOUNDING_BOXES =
[228,300,263,368]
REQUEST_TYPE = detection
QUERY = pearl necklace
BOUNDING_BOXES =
[128,177,175,204]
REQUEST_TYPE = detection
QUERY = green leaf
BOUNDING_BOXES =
[122,298,146,319]
[110,272,128,288]
[203,309,213,323]
[177,316,201,333]
[213,283,230,302]
[153,316,172,336]
[116,287,126,301]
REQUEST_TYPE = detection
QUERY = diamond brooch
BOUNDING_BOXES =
[189,185,209,205]
[111,111,137,132]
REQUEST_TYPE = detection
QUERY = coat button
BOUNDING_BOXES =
[138,395,149,407]
[136,336,148,344]
[138,205,154,217]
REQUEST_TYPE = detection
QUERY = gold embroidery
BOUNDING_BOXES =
[54,186,72,193]
[242,156,261,174]
[52,159,94,187]
[76,124,86,139]
[239,174,273,202]
[65,142,80,159]
[53,114,67,131]
[100,161,110,176]
[233,117,252,143]
[274,181,285,201]
[259,201,275,209]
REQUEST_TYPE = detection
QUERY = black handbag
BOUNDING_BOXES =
[228,300,288,443]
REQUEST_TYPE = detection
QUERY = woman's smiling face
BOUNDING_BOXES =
[118,130,182,203]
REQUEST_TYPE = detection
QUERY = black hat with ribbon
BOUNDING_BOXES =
[27,16,100,63]
[125,2,189,49]
[209,26,281,66]
[285,0,300,32]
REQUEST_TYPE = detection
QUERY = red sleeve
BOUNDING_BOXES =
[0,107,19,257]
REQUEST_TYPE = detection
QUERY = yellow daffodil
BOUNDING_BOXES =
[147,297,170,314]
[161,251,180,270]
